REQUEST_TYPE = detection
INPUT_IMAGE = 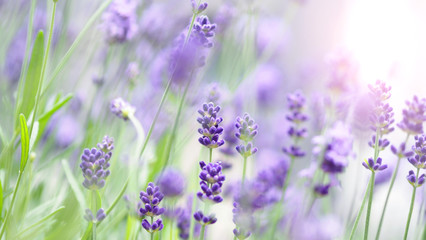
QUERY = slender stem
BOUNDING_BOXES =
[349,178,371,240]
[403,168,419,240]
[30,1,56,135]
[375,134,410,240]
[269,156,295,239]
[199,225,206,240]
[364,171,376,240]
[150,216,154,240]
[0,171,23,238]
[92,190,97,240]
[241,156,248,186]
[209,148,212,163]
[138,8,200,160]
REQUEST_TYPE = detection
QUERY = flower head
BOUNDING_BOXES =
[368,80,394,136]
[408,135,426,169]
[283,91,308,158]
[110,98,135,120]
[362,157,388,172]
[197,161,225,203]
[197,102,225,148]
[80,136,114,190]
[314,183,331,197]
[169,13,216,83]
[101,0,138,44]
[397,96,426,135]
[156,168,186,198]
[407,170,425,187]
[139,182,165,217]
[141,219,164,233]
[84,208,106,223]
[193,211,217,225]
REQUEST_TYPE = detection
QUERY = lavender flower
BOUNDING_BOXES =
[235,113,258,158]
[283,91,308,158]
[408,135,426,169]
[406,170,426,187]
[197,161,225,203]
[314,184,331,197]
[197,102,225,148]
[191,0,208,14]
[362,157,388,171]
[193,211,217,225]
[156,168,186,198]
[80,136,114,189]
[141,219,164,233]
[397,96,426,135]
[169,14,216,83]
[84,208,106,223]
[320,122,353,174]
[363,80,394,171]
[101,0,138,44]
[110,98,135,120]
[139,182,165,217]
[390,143,414,159]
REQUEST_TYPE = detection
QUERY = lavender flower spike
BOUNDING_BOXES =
[139,182,165,234]
[156,168,186,198]
[406,170,426,187]
[197,102,225,149]
[80,136,114,190]
[110,97,135,120]
[397,96,426,135]
[101,0,138,44]
[197,161,225,203]
[362,157,388,172]
[408,135,426,169]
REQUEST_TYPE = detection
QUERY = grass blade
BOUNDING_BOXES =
[15,206,65,238]
[18,31,44,127]
[19,114,29,172]
[61,159,87,210]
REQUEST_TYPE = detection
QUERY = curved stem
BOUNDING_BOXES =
[349,179,371,240]
[364,171,375,240]
[403,168,419,240]
[0,171,23,238]
[375,134,410,240]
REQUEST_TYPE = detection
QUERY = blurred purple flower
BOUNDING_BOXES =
[101,0,138,44]
[397,96,426,135]
[156,168,186,198]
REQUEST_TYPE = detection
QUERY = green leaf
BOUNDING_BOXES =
[15,206,65,238]
[104,179,128,216]
[0,179,3,214]
[19,114,30,172]
[61,159,87,210]
[37,93,73,123]
[18,31,45,124]
[146,131,170,184]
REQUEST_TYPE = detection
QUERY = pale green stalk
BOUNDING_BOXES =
[364,171,375,240]
[150,216,154,240]
[403,168,420,240]
[349,180,371,240]
[30,1,56,135]
[375,134,410,240]
[199,225,206,240]
[92,190,98,240]
[0,171,23,238]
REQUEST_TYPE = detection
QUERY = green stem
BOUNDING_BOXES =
[241,156,247,186]
[199,225,205,240]
[30,1,56,136]
[403,168,419,240]
[138,9,200,160]
[150,216,154,240]
[0,171,23,238]
[375,134,410,240]
[349,178,371,240]
[209,149,212,163]
[42,0,114,97]
[364,171,375,240]
[269,156,295,239]
[92,190,97,240]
